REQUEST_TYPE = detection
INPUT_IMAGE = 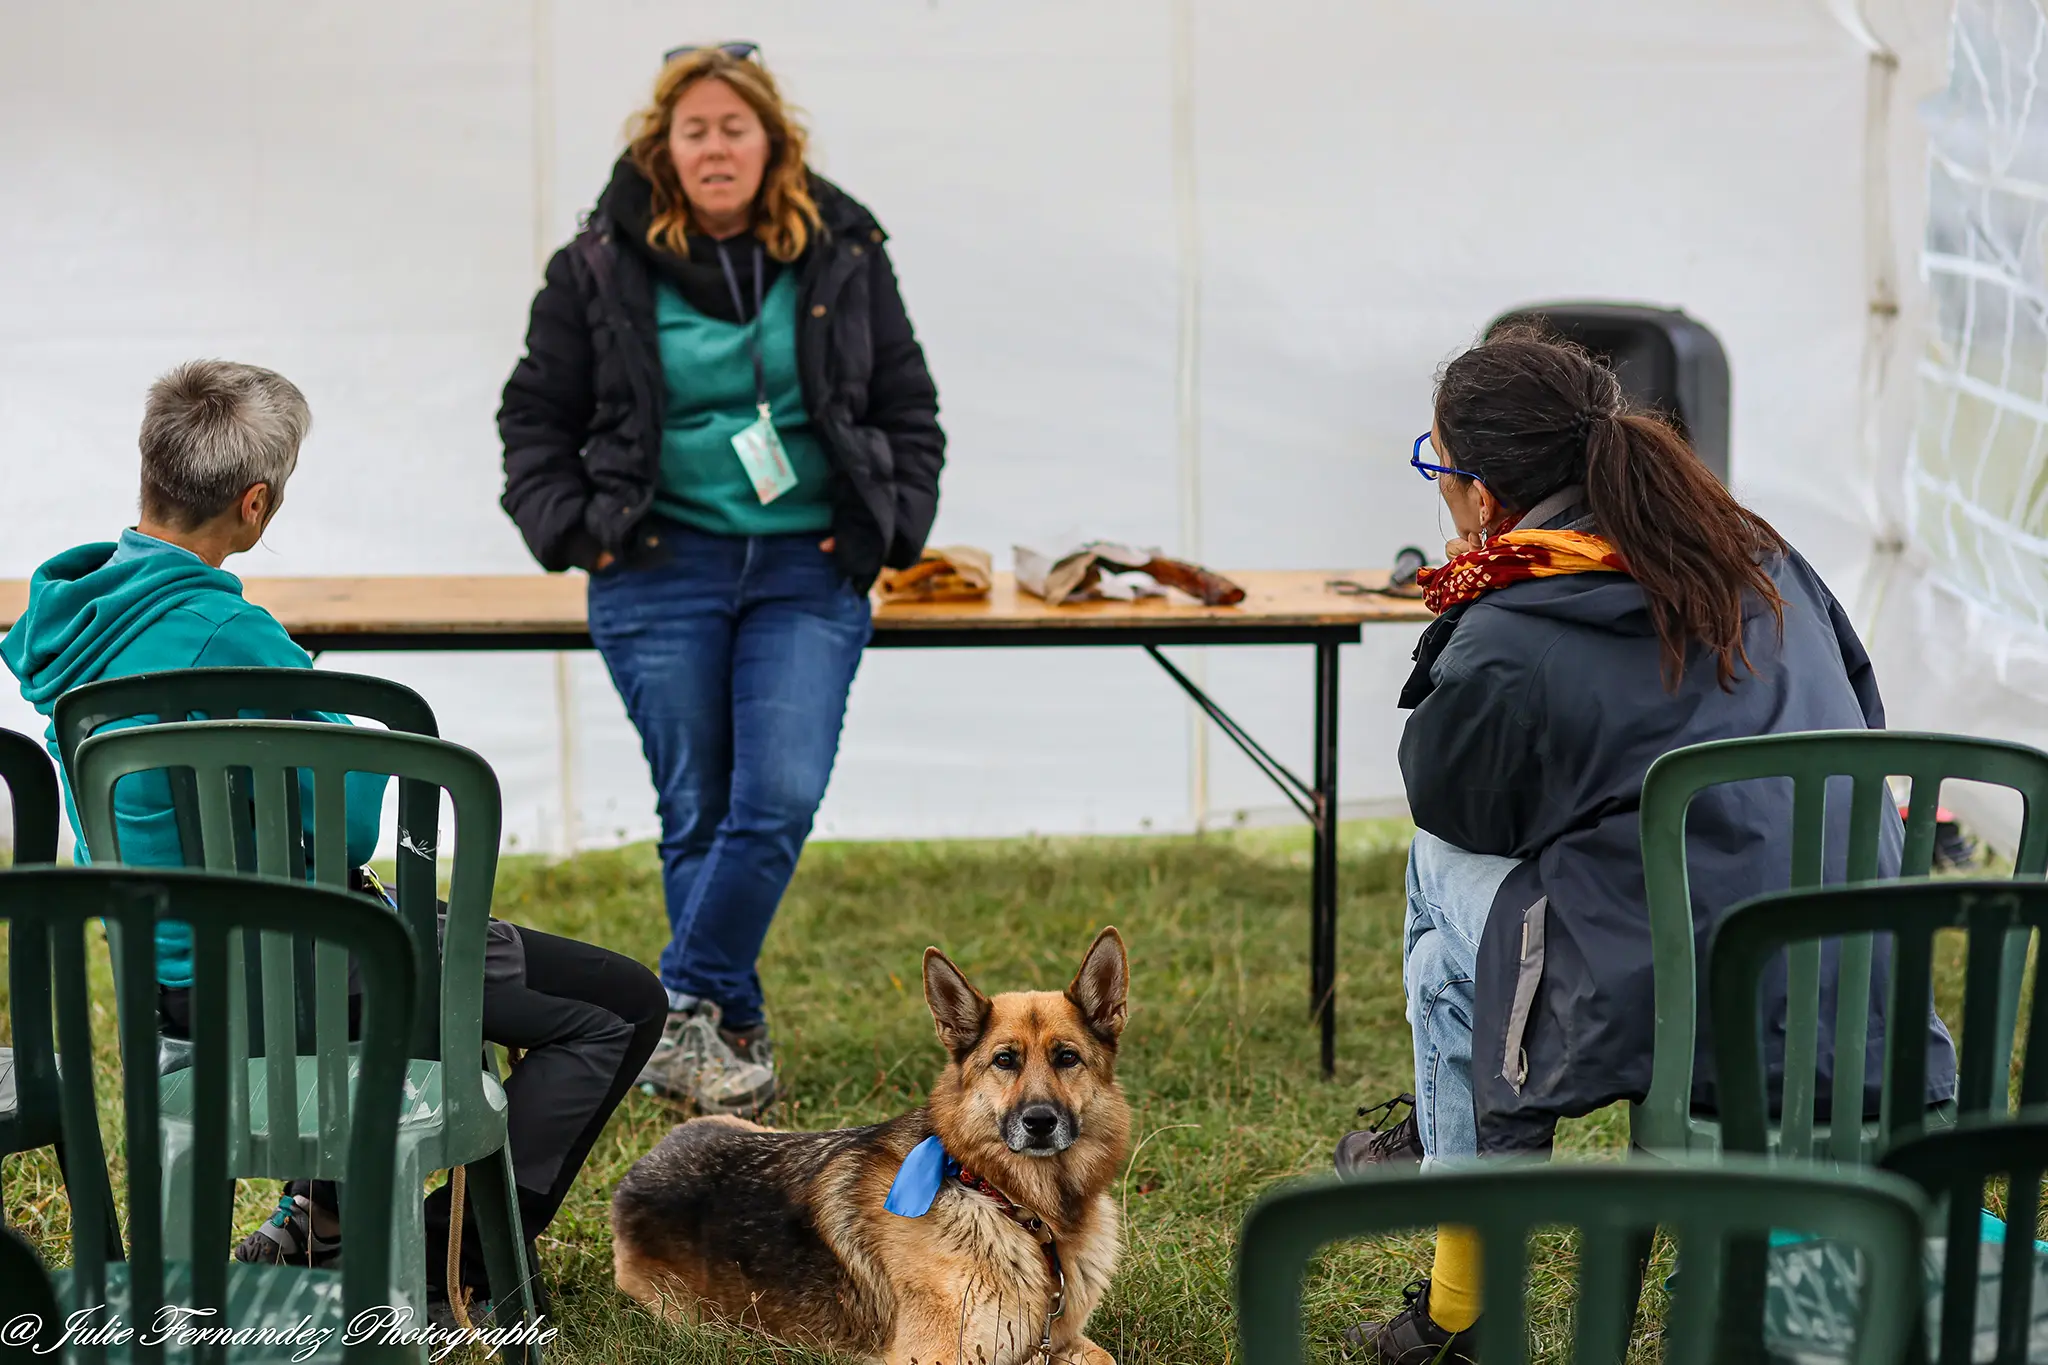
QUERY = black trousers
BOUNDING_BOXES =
[160,922,667,1293]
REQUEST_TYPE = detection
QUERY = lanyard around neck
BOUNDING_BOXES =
[715,240,768,412]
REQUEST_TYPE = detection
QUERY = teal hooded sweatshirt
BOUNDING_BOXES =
[0,530,390,987]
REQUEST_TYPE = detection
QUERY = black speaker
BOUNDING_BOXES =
[1487,303,1731,486]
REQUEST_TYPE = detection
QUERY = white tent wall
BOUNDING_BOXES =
[2,2,1886,856]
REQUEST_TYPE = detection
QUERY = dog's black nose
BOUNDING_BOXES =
[1021,1106,1061,1140]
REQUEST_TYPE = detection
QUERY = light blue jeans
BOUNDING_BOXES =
[1404,830,1521,1166]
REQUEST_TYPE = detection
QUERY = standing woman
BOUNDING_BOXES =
[498,43,944,1115]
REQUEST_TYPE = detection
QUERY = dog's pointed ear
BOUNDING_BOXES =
[923,947,991,1057]
[1065,926,1129,1044]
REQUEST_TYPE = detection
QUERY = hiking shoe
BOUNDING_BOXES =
[1344,1278,1479,1363]
[232,1192,342,1268]
[1335,1094,1424,1175]
[724,1019,774,1071]
[637,1002,778,1116]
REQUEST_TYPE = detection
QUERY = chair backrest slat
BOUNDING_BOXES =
[113,886,167,1309]
[1790,773,1830,886]
[188,921,234,1349]
[0,866,416,1353]
[1236,1157,1926,1365]
[0,727,60,864]
[1662,1219,1724,1365]
[1782,942,1823,1156]
[1829,932,1876,1163]
[1476,1231,1532,1365]
[50,922,110,1307]
[251,754,298,1152]
[193,762,239,875]
[1956,903,2013,1121]
[1995,1162,2039,1360]
[1635,730,2048,1156]
[1568,1229,1636,1364]
[1879,925,1938,1139]
[1901,783,1944,873]
[0,729,63,1157]
[1847,774,1890,880]
[312,758,350,889]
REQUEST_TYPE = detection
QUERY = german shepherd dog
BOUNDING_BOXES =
[611,928,1132,1365]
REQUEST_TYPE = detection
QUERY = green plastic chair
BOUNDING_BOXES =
[0,864,418,1363]
[52,667,444,1058]
[1712,879,2048,1164]
[1236,1155,1927,1365]
[0,727,123,1259]
[0,1223,63,1356]
[1634,731,2048,1158]
[71,719,540,1348]
[1882,1117,2048,1364]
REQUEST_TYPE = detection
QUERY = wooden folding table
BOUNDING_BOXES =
[0,569,1431,1074]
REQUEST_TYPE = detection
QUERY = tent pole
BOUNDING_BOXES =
[1171,0,1208,833]
[533,0,577,858]
[1822,0,1907,646]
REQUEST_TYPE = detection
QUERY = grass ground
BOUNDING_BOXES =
[0,820,1988,1362]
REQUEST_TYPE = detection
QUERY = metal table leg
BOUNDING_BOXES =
[1312,641,1340,1077]
[1144,642,1344,1076]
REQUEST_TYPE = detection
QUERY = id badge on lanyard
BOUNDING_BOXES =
[718,242,799,505]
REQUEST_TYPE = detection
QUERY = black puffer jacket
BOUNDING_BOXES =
[498,160,945,590]
[1398,493,1957,1155]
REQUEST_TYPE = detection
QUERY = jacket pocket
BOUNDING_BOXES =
[1500,897,1548,1095]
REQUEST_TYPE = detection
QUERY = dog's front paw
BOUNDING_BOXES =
[1066,1338,1116,1365]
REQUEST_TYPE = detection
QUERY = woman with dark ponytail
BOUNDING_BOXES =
[1335,330,1956,1363]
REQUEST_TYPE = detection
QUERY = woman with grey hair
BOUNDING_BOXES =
[2,359,668,1315]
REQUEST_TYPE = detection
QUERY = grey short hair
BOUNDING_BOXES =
[138,360,311,529]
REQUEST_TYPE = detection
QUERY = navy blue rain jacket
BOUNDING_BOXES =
[1397,498,1958,1154]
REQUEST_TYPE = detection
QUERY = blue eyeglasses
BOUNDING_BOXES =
[1411,431,1485,486]
[664,41,761,65]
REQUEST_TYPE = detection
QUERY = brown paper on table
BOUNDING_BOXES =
[876,545,994,602]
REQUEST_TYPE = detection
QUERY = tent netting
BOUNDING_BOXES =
[1910,0,2048,631]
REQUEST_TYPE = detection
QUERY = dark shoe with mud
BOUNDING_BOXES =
[636,1001,778,1116]
[1335,1093,1424,1174]
[1344,1278,1479,1363]
[232,1192,342,1268]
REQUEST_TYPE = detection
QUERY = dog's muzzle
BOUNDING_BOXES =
[1004,1101,1077,1156]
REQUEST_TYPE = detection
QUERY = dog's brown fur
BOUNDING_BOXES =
[611,928,1134,1365]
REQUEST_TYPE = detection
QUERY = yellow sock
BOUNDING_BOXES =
[1428,1225,1483,1332]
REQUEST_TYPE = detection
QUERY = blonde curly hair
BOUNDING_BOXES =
[624,47,821,263]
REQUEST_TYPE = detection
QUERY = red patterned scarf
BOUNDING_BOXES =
[1417,519,1631,615]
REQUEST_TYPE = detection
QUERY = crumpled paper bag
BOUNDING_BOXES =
[1014,542,1246,607]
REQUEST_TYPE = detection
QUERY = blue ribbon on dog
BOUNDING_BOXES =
[884,1134,958,1218]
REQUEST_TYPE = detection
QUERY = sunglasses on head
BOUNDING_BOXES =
[663,41,760,66]
[1411,431,1486,488]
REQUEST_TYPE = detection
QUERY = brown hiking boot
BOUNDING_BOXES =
[1334,1093,1424,1174]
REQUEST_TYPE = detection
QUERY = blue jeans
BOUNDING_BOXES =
[588,525,871,1029]
[1404,830,1521,1166]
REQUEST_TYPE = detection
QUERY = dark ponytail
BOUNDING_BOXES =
[1433,327,1789,690]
